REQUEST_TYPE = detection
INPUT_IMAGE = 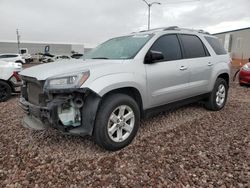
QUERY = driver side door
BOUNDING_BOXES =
[145,34,190,108]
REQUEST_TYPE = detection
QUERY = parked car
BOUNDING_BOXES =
[239,62,250,86]
[54,55,71,61]
[0,53,26,64]
[71,53,84,59]
[19,26,231,151]
[39,54,71,63]
[0,60,22,102]
[39,53,55,63]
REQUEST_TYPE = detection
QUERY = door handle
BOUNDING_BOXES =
[208,62,213,66]
[180,66,188,71]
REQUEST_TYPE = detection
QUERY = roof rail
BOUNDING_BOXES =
[197,29,211,35]
[163,26,180,31]
[138,26,180,33]
[134,26,210,35]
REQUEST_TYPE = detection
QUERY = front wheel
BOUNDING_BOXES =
[0,81,12,102]
[205,78,228,111]
[94,94,140,151]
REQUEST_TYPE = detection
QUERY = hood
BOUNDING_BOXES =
[20,59,123,80]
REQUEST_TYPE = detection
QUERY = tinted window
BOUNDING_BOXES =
[205,37,227,55]
[8,55,18,58]
[20,49,26,54]
[150,34,182,61]
[180,35,207,59]
[71,54,83,59]
[1,54,18,58]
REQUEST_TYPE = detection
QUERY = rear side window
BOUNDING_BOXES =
[205,37,227,55]
[0,55,8,58]
[8,55,18,58]
[1,54,18,58]
[179,34,207,59]
[150,34,182,61]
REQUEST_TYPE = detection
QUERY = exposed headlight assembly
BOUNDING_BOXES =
[44,71,90,90]
[242,64,250,71]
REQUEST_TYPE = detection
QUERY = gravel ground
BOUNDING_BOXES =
[0,72,250,187]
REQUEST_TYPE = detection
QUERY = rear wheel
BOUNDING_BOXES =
[94,94,140,151]
[0,81,12,102]
[205,78,228,111]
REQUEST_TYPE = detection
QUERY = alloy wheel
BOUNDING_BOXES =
[107,105,135,143]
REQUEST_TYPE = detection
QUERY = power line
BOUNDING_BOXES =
[159,0,200,4]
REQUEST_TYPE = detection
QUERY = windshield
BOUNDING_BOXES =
[85,34,153,60]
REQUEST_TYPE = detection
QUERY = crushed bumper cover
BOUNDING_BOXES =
[22,115,49,130]
[19,92,101,136]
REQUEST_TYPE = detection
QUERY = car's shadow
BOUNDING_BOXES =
[25,102,205,152]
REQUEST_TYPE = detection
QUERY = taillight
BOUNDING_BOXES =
[12,71,22,82]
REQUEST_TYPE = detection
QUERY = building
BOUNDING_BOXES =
[0,41,91,55]
[214,27,250,66]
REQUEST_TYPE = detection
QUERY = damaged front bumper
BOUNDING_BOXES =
[19,92,101,137]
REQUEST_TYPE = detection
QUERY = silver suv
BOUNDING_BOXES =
[19,27,231,151]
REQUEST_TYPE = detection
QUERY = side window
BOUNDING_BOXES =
[205,36,227,55]
[0,55,7,58]
[6,55,15,58]
[179,34,207,59]
[150,34,182,61]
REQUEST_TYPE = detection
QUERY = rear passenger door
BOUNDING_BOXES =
[145,34,190,108]
[179,34,213,95]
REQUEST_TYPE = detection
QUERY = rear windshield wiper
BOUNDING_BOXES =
[92,57,109,59]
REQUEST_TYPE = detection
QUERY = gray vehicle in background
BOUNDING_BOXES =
[19,27,231,151]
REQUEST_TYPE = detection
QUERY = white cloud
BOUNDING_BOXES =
[0,0,249,47]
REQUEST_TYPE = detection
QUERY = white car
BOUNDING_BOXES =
[40,54,71,63]
[0,60,22,102]
[0,53,26,64]
[54,55,71,61]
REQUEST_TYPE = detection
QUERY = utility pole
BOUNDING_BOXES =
[16,29,21,54]
[142,0,200,30]
[142,0,161,30]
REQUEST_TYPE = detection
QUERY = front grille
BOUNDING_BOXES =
[27,82,43,105]
[21,77,46,106]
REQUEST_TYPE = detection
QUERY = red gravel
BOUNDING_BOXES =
[0,74,250,187]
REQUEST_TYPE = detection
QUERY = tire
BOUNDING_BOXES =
[240,83,245,87]
[94,94,140,151]
[0,81,12,102]
[205,78,228,111]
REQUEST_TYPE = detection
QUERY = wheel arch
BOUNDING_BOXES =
[101,87,144,116]
[15,60,24,64]
[0,79,14,92]
[217,73,230,86]
[209,70,230,91]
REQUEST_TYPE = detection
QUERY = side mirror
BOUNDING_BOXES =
[144,50,164,64]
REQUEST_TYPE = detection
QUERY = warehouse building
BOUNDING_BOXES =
[214,27,250,66]
[0,41,90,56]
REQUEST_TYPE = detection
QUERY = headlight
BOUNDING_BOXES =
[242,64,250,71]
[44,71,90,90]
